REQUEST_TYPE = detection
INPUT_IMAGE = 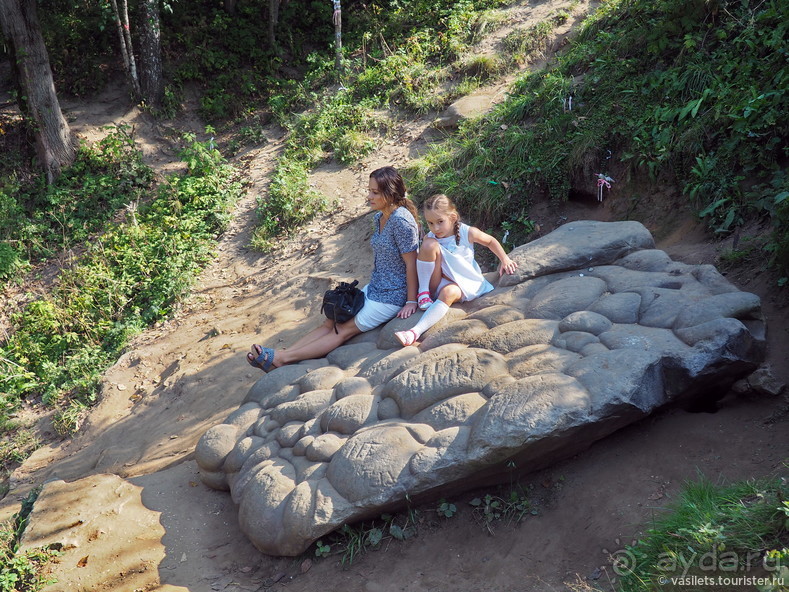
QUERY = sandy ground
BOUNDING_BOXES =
[2,1,788,590]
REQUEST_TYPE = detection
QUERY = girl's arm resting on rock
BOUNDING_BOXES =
[398,250,418,318]
[468,226,518,276]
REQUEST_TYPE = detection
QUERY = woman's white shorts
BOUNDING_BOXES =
[354,285,401,332]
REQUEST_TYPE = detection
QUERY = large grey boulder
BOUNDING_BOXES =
[195,220,766,556]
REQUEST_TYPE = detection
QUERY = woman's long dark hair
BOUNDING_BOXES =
[370,166,419,223]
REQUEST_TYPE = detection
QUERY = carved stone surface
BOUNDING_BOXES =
[195,220,766,556]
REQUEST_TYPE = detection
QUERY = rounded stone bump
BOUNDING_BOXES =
[195,423,239,472]
[277,421,305,448]
[333,376,372,399]
[224,436,265,473]
[293,435,315,456]
[377,397,401,420]
[199,469,229,491]
[306,433,346,462]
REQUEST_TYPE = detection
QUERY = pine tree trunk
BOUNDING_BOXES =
[139,0,163,108]
[0,0,75,183]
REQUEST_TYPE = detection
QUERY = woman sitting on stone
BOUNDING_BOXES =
[247,166,420,371]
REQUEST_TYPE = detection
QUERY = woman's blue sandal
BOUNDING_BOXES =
[247,344,275,372]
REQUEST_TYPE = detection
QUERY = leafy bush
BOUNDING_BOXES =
[0,134,243,422]
[38,1,115,96]
[769,193,789,284]
[0,243,20,281]
[252,159,329,250]
[457,53,504,82]
[502,20,554,65]
[161,0,325,121]
[1,126,154,267]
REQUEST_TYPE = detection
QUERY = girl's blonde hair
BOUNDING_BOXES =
[423,193,461,245]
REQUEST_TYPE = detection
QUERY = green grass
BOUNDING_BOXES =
[469,487,537,535]
[0,430,40,497]
[310,498,424,567]
[0,488,59,592]
[615,475,789,592]
[310,476,538,565]
[405,0,788,261]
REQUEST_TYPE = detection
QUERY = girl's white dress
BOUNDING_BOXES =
[428,223,494,301]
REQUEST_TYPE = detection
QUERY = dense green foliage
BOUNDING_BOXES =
[0,134,242,429]
[0,488,58,592]
[38,0,117,96]
[616,476,788,591]
[252,88,387,249]
[0,127,153,279]
[162,1,282,120]
[406,0,788,266]
[348,0,510,111]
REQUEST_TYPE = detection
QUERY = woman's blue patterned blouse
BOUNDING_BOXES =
[367,207,419,305]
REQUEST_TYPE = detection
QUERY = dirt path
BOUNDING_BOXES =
[3,0,788,590]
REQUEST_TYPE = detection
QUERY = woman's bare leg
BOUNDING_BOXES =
[273,318,362,367]
[283,319,336,352]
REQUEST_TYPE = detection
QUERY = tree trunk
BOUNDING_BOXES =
[139,0,163,108]
[267,0,289,50]
[0,0,75,183]
[110,0,140,98]
[224,0,237,14]
[267,0,280,50]
[333,0,342,73]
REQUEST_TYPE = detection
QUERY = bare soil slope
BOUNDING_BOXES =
[2,1,787,591]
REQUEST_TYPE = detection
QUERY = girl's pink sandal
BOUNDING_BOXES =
[417,291,433,310]
[395,329,420,347]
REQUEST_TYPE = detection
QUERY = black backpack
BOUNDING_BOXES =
[321,280,365,333]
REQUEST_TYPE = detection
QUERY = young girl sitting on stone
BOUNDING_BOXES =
[394,194,518,347]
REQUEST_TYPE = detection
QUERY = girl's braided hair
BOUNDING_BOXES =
[423,193,461,245]
[369,166,419,225]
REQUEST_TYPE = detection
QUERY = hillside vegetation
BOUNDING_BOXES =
[0,0,787,589]
[407,0,788,246]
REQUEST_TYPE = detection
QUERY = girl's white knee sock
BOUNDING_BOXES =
[411,300,450,338]
[417,260,435,295]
